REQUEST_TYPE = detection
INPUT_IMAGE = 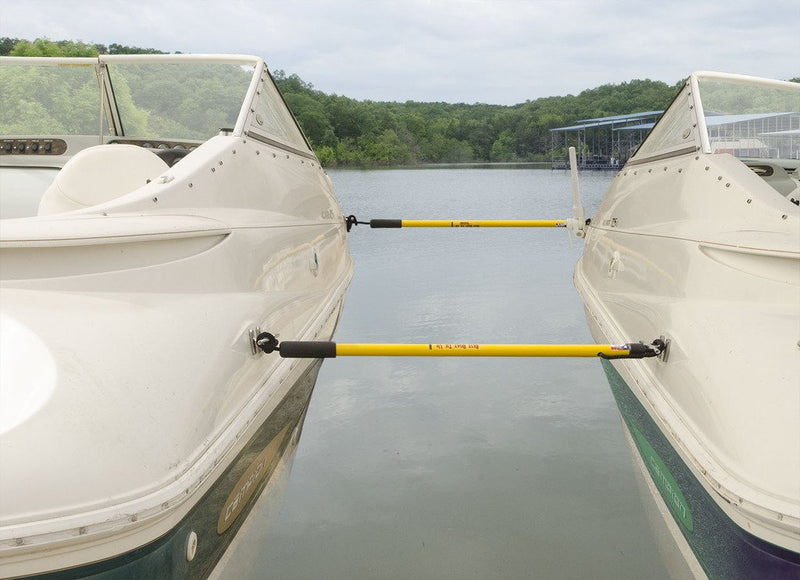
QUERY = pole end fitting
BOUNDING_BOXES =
[599,338,668,360]
[256,332,280,354]
[626,339,666,359]
[565,217,586,239]
[655,336,671,362]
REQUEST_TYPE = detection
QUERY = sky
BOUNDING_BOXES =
[1,0,797,105]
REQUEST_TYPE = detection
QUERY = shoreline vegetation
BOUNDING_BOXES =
[4,38,797,168]
[330,161,553,170]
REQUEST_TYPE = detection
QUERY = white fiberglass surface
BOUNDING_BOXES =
[0,314,56,435]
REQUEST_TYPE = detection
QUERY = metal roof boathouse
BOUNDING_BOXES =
[705,112,800,159]
[550,111,663,169]
[550,109,800,170]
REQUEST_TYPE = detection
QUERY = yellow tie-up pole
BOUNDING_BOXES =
[333,343,637,357]
[255,334,666,360]
[367,219,567,228]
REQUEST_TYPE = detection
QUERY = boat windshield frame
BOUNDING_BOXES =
[0,54,313,155]
[629,71,800,165]
[102,54,263,141]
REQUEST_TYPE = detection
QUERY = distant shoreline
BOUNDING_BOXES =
[326,161,553,170]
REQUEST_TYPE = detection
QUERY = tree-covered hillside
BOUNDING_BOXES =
[2,37,164,57]
[3,38,796,166]
[272,70,681,166]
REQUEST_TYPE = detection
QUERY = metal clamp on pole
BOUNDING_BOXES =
[344,215,370,232]
[256,333,667,360]
[597,339,666,359]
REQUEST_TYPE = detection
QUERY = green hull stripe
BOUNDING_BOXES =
[629,423,694,532]
[600,359,800,579]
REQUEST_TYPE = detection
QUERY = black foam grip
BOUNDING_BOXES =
[279,341,337,358]
[370,219,403,228]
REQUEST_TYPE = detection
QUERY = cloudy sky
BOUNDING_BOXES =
[2,0,797,105]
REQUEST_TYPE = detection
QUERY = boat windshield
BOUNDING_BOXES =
[105,62,254,141]
[0,57,256,142]
[630,73,799,164]
[0,62,104,136]
[698,75,800,160]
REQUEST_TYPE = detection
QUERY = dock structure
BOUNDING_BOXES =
[704,113,800,159]
[549,111,663,170]
[550,110,800,170]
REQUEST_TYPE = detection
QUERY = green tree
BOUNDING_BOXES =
[490,130,518,161]
[0,37,21,55]
[10,38,103,57]
[285,93,337,147]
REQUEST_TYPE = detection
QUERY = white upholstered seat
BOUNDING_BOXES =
[38,145,168,215]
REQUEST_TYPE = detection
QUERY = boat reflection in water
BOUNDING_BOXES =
[209,362,320,580]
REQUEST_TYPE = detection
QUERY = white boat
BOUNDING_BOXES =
[574,72,800,578]
[0,54,353,577]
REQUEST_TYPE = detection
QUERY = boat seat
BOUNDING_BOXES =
[37,144,169,215]
[743,160,798,198]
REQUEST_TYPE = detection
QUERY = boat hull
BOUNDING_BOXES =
[0,54,355,578]
[600,358,800,579]
[16,360,322,580]
[572,72,800,578]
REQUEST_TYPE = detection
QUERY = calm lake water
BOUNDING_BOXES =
[225,167,672,579]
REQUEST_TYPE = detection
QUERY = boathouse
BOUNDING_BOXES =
[705,112,800,159]
[551,110,800,169]
[550,111,663,169]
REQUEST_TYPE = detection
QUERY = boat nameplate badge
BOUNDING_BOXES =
[602,217,618,228]
[217,425,291,534]
[630,423,694,533]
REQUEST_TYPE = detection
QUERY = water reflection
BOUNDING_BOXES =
[225,168,674,579]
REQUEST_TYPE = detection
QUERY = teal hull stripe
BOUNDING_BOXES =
[601,360,800,579]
